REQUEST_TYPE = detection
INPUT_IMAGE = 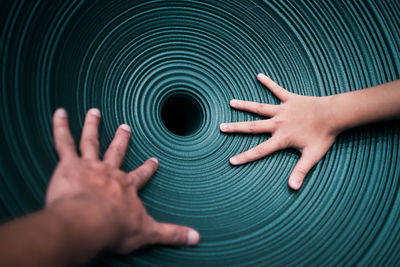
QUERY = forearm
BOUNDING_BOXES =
[0,198,116,266]
[327,79,400,134]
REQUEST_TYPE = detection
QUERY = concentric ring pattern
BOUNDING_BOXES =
[1,0,400,266]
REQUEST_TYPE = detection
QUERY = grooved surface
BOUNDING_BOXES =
[1,1,400,266]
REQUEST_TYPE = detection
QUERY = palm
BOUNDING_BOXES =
[220,74,336,190]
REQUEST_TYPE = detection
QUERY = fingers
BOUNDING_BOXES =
[104,124,131,168]
[220,119,274,134]
[229,99,277,117]
[229,136,283,165]
[129,158,159,189]
[80,108,101,160]
[153,222,200,246]
[288,151,321,190]
[53,108,77,159]
[257,73,289,102]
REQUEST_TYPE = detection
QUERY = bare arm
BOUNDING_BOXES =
[0,108,200,266]
[220,74,400,190]
[328,79,400,134]
[0,198,117,266]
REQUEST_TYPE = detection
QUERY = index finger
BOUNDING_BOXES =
[53,108,77,160]
[257,73,290,102]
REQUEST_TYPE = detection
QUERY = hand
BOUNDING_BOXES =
[220,74,337,190]
[47,108,200,254]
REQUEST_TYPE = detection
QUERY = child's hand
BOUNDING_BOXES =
[220,74,337,190]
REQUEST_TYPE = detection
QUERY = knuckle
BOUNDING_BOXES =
[271,118,278,128]
[59,135,74,146]
[253,145,265,156]
[149,227,161,244]
[248,121,257,132]
[306,150,322,164]
[295,166,308,177]
[129,172,140,181]
[275,135,289,148]
[170,230,182,243]
[274,136,288,149]
[110,146,124,159]
[108,179,124,196]
[276,104,286,113]
[255,103,264,114]
[86,160,104,170]
[274,117,285,126]
[114,172,130,187]
[83,137,99,147]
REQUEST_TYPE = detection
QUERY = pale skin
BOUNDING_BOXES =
[0,108,200,266]
[220,74,400,190]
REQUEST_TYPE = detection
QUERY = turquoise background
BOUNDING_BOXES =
[1,1,399,266]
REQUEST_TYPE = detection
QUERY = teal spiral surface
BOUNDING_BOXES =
[1,0,400,266]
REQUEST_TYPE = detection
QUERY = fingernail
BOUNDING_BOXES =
[54,108,67,117]
[289,176,302,190]
[89,108,101,117]
[230,99,239,106]
[220,123,228,132]
[187,230,200,245]
[230,157,239,165]
[149,157,159,164]
[120,124,131,132]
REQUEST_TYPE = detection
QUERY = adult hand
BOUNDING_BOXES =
[220,74,337,190]
[47,108,200,254]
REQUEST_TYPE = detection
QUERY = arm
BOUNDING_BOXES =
[220,74,400,190]
[0,108,200,267]
[0,198,117,266]
[328,79,400,134]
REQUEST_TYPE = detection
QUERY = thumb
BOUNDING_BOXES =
[153,222,200,246]
[288,151,320,190]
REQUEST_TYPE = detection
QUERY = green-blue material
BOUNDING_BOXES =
[0,0,399,266]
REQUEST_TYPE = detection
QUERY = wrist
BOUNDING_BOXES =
[322,94,346,136]
[45,196,120,264]
[316,95,341,136]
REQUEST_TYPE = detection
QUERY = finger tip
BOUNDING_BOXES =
[89,108,101,117]
[219,123,228,132]
[230,99,238,107]
[257,73,270,83]
[54,108,67,118]
[187,229,200,246]
[288,177,302,191]
[229,157,239,165]
[120,124,131,132]
[149,157,159,165]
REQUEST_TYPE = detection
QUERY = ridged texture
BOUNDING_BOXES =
[1,0,400,266]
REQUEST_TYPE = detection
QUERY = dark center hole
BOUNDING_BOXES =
[161,93,202,136]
